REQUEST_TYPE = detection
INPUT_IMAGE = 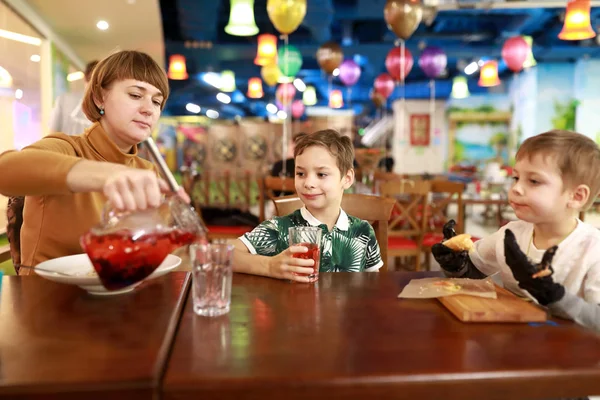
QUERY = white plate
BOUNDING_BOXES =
[34,254,182,296]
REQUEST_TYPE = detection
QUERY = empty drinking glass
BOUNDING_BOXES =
[190,243,234,317]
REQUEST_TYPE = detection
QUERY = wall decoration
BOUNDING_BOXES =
[409,114,430,146]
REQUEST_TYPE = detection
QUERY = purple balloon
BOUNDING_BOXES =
[418,46,447,79]
[338,59,361,86]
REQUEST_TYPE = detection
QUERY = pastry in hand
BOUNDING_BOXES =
[443,233,474,252]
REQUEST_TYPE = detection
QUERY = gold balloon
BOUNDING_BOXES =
[261,63,281,87]
[316,42,343,75]
[384,0,423,40]
[267,0,307,35]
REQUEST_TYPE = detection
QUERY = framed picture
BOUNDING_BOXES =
[410,114,431,147]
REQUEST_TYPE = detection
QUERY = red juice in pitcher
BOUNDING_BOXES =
[81,229,200,290]
[292,242,320,282]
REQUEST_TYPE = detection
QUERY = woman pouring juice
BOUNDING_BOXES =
[0,50,191,274]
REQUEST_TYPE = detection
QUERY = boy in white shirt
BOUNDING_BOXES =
[433,130,600,331]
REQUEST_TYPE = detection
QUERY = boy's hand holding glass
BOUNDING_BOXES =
[504,229,565,305]
[268,246,316,283]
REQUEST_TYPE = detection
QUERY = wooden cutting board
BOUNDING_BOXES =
[438,285,548,323]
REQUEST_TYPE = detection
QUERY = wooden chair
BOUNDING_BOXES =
[258,176,296,222]
[380,180,431,271]
[273,194,395,271]
[3,196,24,273]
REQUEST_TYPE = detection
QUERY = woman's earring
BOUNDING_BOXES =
[99,106,105,116]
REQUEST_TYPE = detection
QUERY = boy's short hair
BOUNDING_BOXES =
[82,50,169,122]
[516,129,600,209]
[294,129,354,175]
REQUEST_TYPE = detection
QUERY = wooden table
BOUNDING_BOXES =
[0,272,191,400]
[163,272,600,400]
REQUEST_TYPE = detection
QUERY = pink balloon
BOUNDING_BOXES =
[502,36,529,73]
[291,100,305,118]
[276,83,296,106]
[339,59,361,86]
[385,47,413,81]
[374,73,395,99]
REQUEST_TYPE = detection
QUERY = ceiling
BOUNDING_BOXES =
[160,0,600,119]
[22,0,164,66]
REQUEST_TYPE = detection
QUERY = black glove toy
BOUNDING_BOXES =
[431,220,484,278]
[504,229,565,305]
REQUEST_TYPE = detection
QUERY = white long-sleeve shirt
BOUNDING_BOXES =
[48,92,92,136]
[469,219,600,331]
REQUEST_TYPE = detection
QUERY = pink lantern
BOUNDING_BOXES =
[276,83,296,106]
[501,36,529,72]
[291,100,305,118]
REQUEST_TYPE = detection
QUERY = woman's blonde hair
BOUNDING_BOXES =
[82,50,170,121]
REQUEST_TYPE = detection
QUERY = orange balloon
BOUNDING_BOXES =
[316,42,343,75]
[384,0,423,40]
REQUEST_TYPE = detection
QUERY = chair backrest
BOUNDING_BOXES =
[273,194,395,271]
[379,180,431,239]
[258,176,296,221]
[5,196,24,272]
[429,180,465,234]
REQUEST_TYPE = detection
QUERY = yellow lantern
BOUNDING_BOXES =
[254,34,278,66]
[478,61,501,87]
[559,0,596,41]
[522,36,537,69]
[167,54,188,80]
[451,76,470,99]
[261,63,281,86]
[247,77,264,98]
[329,89,343,109]
[220,70,237,92]
[303,85,317,106]
[224,0,259,36]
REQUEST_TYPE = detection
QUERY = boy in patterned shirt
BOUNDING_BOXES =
[232,129,383,282]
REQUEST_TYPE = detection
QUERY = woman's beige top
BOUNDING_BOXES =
[0,123,154,270]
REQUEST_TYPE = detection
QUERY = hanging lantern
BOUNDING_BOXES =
[559,0,596,41]
[225,0,259,36]
[220,70,236,92]
[329,89,343,109]
[451,77,470,99]
[478,61,500,87]
[522,36,537,69]
[247,77,263,98]
[303,85,317,106]
[254,33,278,66]
[167,54,188,80]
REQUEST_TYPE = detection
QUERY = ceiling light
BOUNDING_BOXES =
[478,60,501,87]
[266,103,278,113]
[332,68,340,77]
[559,0,596,41]
[0,66,13,88]
[206,109,219,119]
[0,29,41,46]
[30,54,40,62]
[277,110,288,119]
[293,78,306,92]
[202,72,222,88]
[15,89,23,99]
[451,76,470,99]
[216,92,231,104]
[186,103,201,113]
[464,62,479,75]
[67,71,85,82]
[96,20,109,31]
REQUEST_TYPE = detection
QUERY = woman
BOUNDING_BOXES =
[0,50,185,271]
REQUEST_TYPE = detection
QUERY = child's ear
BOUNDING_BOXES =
[569,184,590,209]
[342,168,355,190]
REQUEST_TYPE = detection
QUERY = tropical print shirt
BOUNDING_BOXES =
[240,207,383,272]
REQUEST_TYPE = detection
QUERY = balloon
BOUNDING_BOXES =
[338,59,361,86]
[384,0,423,40]
[291,99,305,118]
[370,89,386,108]
[278,44,303,78]
[316,42,343,75]
[501,36,529,72]
[276,82,296,106]
[261,63,281,86]
[385,47,413,81]
[374,73,395,99]
[418,46,447,79]
[267,0,307,35]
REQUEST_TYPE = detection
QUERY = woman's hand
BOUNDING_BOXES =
[268,245,316,282]
[103,168,168,211]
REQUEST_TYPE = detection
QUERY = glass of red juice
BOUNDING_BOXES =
[288,226,322,283]
[81,195,207,291]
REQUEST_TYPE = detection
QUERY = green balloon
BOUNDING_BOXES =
[277,45,303,78]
